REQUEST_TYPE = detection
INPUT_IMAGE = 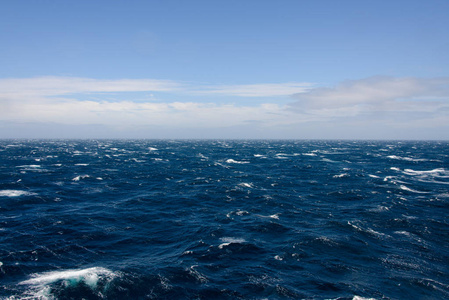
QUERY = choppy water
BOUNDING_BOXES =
[0,140,448,299]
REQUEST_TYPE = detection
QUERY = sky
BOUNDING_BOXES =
[1,0,449,139]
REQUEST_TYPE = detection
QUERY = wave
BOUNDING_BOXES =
[1,140,448,299]
[400,185,429,194]
[302,152,317,156]
[238,182,254,188]
[403,168,449,177]
[333,173,349,178]
[387,155,431,162]
[18,267,118,299]
[72,175,90,181]
[0,190,36,197]
[16,165,41,168]
[226,210,249,218]
[256,213,280,220]
[218,237,246,249]
[20,267,116,286]
[322,158,338,163]
[225,159,249,164]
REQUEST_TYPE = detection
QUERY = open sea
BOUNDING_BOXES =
[0,140,448,300]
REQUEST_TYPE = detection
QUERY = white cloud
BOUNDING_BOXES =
[1,76,449,139]
[1,97,296,131]
[290,77,449,111]
[0,76,315,135]
[286,76,449,136]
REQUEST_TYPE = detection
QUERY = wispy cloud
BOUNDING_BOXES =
[0,76,182,100]
[189,82,313,97]
[0,76,312,101]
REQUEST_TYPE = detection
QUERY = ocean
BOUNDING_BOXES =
[0,140,448,299]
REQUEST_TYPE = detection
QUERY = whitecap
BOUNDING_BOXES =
[236,210,249,216]
[368,205,390,213]
[214,162,229,168]
[153,158,168,162]
[226,159,249,164]
[19,267,118,299]
[400,185,429,194]
[72,175,90,181]
[20,267,115,287]
[386,155,430,162]
[187,265,207,283]
[218,237,246,249]
[302,152,317,156]
[238,182,253,188]
[333,173,349,178]
[322,158,337,163]
[394,231,411,237]
[0,190,35,197]
[348,221,389,238]
[198,153,208,159]
[274,255,283,261]
[17,165,41,168]
[353,296,377,300]
[148,147,158,151]
[75,163,89,166]
[131,158,145,163]
[403,168,449,177]
[269,213,280,220]
[256,213,280,220]
[226,210,249,218]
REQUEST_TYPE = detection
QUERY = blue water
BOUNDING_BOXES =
[0,140,448,299]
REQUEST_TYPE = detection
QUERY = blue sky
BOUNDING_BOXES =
[1,0,449,139]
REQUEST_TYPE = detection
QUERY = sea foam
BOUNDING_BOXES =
[226,159,249,164]
[0,190,35,197]
[20,267,116,287]
[218,237,246,249]
[403,168,448,177]
[18,267,118,299]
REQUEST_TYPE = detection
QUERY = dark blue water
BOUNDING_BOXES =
[0,140,448,299]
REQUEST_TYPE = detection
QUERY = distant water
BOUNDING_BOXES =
[1,140,448,299]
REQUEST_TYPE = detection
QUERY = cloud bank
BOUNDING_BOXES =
[290,77,449,111]
[1,76,448,139]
